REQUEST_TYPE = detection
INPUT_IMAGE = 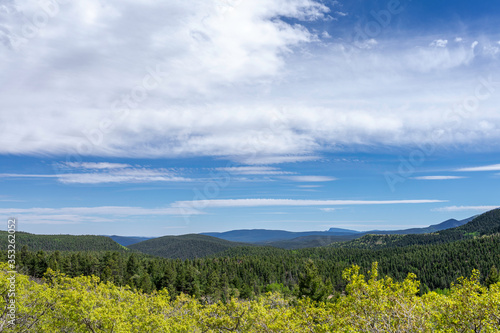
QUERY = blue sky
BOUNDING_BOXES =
[0,0,499,236]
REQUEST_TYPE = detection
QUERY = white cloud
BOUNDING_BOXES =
[320,208,336,212]
[455,164,500,172]
[413,176,466,180]
[433,206,499,212]
[355,38,377,49]
[63,162,131,169]
[430,39,448,48]
[58,169,190,184]
[297,185,322,188]
[172,198,446,209]
[282,176,336,182]
[1,1,500,164]
[0,167,191,184]
[216,166,294,175]
[0,206,204,225]
[236,155,322,165]
[0,206,202,216]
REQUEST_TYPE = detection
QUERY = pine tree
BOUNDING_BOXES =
[485,266,499,287]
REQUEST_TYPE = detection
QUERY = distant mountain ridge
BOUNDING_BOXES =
[369,216,477,235]
[201,228,360,243]
[201,215,477,247]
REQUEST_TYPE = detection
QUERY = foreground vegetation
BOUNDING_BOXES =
[11,234,500,300]
[1,262,499,332]
[2,209,499,331]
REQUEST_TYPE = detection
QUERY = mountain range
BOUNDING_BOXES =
[198,215,476,249]
[106,215,476,249]
[7,209,500,260]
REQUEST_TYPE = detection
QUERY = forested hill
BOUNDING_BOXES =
[334,208,500,249]
[127,234,253,259]
[0,231,126,252]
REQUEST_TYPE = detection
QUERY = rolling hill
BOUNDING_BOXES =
[127,234,252,259]
[0,231,126,252]
[369,216,476,235]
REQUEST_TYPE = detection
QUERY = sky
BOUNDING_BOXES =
[0,0,499,236]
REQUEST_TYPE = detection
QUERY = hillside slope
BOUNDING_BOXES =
[128,234,252,259]
[370,216,476,235]
[261,234,361,249]
[0,231,125,252]
[335,208,500,249]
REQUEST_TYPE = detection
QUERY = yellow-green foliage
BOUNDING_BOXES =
[1,262,499,332]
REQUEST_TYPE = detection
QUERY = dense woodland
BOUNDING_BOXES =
[0,232,125,252]
[7,232,500,301]
[2,261,500,332]
[1,209,500,331]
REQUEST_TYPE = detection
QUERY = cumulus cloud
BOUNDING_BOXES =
[1,1,500,164]
[430,39,448,48]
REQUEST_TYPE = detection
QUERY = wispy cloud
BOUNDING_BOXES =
[0,206,204,225]
[433,205,499,212]
[237,155,322,165]
[172,198,446,208]
[57,169,191,184]
[320,208,336,212]
[0,165,191,184]
[455,164,500,172]
[63,162,132,169]
[216,166,294,175]
[297,185,322,188]
[282,176,336,182]
[413,176,466,180]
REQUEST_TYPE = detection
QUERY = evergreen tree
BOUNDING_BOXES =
[485,266,499,287]
[298,259,325,301]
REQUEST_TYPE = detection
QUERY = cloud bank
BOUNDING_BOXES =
[1,0,499,164]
